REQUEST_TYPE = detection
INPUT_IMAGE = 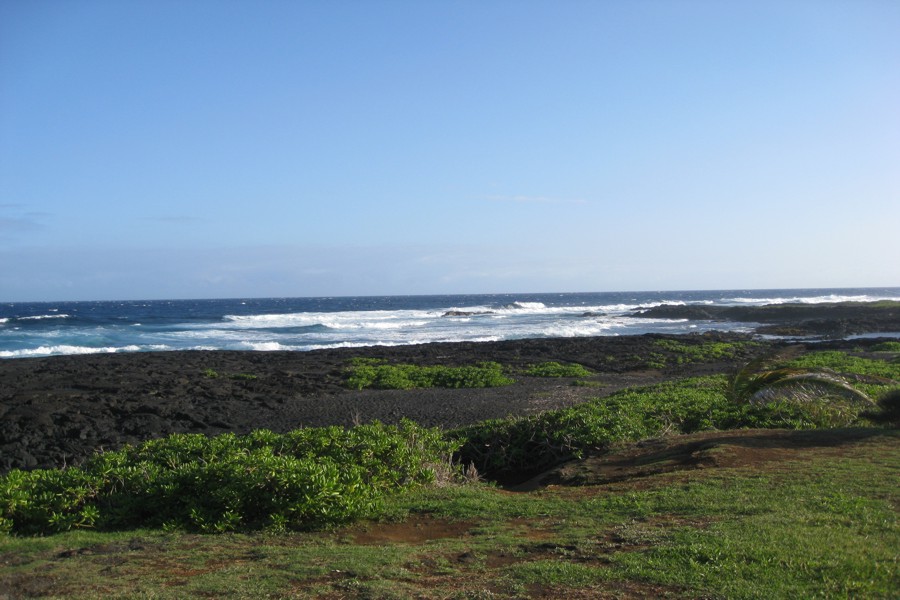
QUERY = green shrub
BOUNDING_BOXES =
[524,361,593,378]
[452,373,874,481]
[345,359,513,390]
[870,341,900,352]
[0,420,458,535]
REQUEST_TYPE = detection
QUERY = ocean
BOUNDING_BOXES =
[2,288,899,359]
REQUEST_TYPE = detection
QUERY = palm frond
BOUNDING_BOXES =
[728,346,873,407]
[745,372,875,407]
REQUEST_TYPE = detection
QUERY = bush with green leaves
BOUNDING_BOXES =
[452,371,878,481]
[0,420,458,535]
[870,341,900,352]
[524,361,593,378]
[345,358,513,390]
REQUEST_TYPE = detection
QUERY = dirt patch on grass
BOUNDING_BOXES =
[525,580,687,599]
[351,514,476,545]
[513,427,899,490]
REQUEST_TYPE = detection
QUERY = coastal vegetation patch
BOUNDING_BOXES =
[2,429,895,599]
[345,358,513,390]
[453,349,896,481]
[651,338,758,365]
[870,341,900,352]
[1,345,898,598]
[523,361,593,378]
[0,420,457,535]
[202,368,259,381]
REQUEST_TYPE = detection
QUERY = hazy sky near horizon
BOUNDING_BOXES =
[2,1,898,301]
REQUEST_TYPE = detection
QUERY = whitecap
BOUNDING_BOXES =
[239,341,296,351]
[724,294,890,306]
[0,344,144,358]
[501,301,547,311]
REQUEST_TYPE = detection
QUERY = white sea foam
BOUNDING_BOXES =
[19,314,70,321]
[0,344,147,358]
[239,341,301,351]
[4,289,896,358]
[503,301,547,310]
[724,294,889,305]
[223,309,439,331]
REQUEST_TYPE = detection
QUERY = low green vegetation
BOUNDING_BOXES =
[202,368,258,381]
[453,349,898,480]
[651,338,759,367]
[524,361,593,378]
[452,373,880,481]
[1,346,898,598]
[345,358,513,390]
[0,420,457,535]
[2,431,896,599]
[786,349,900,380]
[871,340,900,352]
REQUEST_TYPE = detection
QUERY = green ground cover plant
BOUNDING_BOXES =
[870,340,900,352]
[524,361,593,378]
[2,346,897,598]
[202,368,258,381]
[0,420,458,535]
[651,338,758,366]
[2,430,895,599]
[785,349,900,380]
[454,349,895,480]
[453,376,758,480]
[345,358,513,390]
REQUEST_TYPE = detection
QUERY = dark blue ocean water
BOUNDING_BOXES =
[2,288,899,358]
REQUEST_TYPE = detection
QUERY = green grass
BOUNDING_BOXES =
[3,430,896,599]
[1,346,897,598]
[604,454,899,598]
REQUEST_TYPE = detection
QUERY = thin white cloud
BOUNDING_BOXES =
[0,206,49,239]
[482,195,588,206]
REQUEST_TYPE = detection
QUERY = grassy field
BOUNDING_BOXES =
[2,346,898,599]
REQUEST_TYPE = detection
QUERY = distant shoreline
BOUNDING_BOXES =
[635,300,900,337]
[3,291,899,360]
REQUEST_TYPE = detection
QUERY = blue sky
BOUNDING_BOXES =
[1,0,898,301]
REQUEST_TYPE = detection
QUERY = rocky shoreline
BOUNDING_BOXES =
[2,301,899,474]
[634,300,900,337]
